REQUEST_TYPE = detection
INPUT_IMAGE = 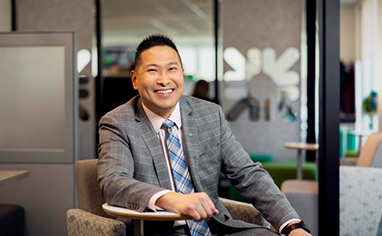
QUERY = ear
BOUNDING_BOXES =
[131,70,138,90]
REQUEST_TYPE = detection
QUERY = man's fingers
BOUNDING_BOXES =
[189,208,202,222]
[200,199,214,220]
[189,194,215,221]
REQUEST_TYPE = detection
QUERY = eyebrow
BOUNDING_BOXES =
[145,62,180,67]
[167,62,179,66]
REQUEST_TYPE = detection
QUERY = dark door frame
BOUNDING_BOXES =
[318,0,340,235]
[306,0,317,162]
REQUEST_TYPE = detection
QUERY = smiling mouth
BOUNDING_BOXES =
[155,89,174,94]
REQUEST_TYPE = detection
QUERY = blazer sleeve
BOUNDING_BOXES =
[217,105,300,230]
[97,112,168,212]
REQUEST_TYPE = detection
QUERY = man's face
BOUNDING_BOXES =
[131,46,184,119]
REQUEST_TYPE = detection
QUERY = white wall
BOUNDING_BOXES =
[0,0,11,31]
[340,4,357,65]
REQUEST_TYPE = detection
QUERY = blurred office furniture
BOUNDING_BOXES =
[339,166,382,236]
[0,171,29,187]
[248,153,274,163]
[340,127,357,158]
[67,159,125,236]
[229,153,318,203]
[102,202,190,236]
[340,132,382,167]
[0,171,29,236]
[281,132,382,236]
[0,204,25,236]
[284,142,319,180]
[349,129,374,156]
[67,159,273,236]
[262,162,317,188]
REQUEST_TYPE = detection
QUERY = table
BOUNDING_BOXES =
[284,142,319,180]
[103,203,190,236]
[0,171,29,187]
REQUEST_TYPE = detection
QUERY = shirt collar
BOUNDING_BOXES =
[142,102,182,133]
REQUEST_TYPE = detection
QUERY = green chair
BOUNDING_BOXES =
[248,153,274,163]
[344,149,358,157]
[262,162,317,188]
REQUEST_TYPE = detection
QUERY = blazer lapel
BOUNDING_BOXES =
[180,98,203,192]
[135,99,172,190]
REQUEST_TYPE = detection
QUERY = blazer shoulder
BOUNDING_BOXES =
[181,95,221,112]
[100,96,139,125]
[180,96,225,125]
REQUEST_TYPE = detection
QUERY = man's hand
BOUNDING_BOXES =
[289,229,312,236]
[156,192,219,222]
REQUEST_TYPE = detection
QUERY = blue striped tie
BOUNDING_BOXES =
[162,120,211,236]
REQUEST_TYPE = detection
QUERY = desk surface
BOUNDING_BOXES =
[0,170,29,187]
[103,203,191,221]
[284,142,319,151]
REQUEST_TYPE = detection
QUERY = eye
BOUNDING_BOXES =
[169,67,177,71]
[148,68,157,72]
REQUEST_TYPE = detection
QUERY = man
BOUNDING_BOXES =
[98,34,312,236]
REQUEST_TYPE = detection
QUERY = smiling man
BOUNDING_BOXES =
[97,35,312,236]
[131,42,184,119]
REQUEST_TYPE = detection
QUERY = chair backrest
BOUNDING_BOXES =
[75,159,114,219]
[340,166,382,235]
[357,132,382,167]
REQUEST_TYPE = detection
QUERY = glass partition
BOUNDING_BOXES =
[0,32,78,163]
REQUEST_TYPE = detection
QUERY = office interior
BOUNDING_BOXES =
[0,0,382,235]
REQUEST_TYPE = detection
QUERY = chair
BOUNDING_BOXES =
[281,132,382,235]
[340,166,382,235]
[67,159,272,236]
[0,204,25,236]
[339,132,382,167]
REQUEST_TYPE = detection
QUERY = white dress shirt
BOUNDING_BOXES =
[142,102,187,226]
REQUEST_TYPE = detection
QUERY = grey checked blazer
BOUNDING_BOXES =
[97,95,299,235]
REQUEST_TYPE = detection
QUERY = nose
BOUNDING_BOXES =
[157,71,170,85]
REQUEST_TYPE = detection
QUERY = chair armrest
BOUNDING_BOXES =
[340,157,358,166]
[219,197,269,227]
[67,209,126,236]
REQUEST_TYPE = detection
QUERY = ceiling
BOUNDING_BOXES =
[102,0,214,46]
[102,0,359,47]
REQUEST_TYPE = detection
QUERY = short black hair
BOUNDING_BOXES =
[134,34,182,70]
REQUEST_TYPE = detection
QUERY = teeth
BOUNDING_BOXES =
[156,89,172,94]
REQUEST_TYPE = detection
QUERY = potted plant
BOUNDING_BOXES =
[361,91,377,129]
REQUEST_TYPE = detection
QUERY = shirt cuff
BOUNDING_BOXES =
[147,190,173,211]
[279,218,301,235]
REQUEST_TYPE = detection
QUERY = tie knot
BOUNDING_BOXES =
[162,120,175,132]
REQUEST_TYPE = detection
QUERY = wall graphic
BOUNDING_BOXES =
[222,0,302,161]
[224,47,300,122]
